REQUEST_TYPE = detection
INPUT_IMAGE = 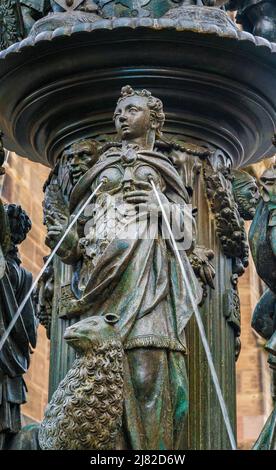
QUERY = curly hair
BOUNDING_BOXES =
[38,332,124,450]
[5,204,32,245]
[116,85,165,137]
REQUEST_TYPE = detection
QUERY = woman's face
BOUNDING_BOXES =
[114,95,152,141]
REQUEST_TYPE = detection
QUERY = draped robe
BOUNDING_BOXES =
[65,148,202,449]
[0,252,37,446]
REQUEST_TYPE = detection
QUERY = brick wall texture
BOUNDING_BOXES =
[237,255,273,449]
[1,153,273,448]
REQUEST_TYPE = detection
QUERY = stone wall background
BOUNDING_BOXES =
[1,153,273,448]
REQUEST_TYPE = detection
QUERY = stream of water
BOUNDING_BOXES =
[150,179,237,450]
[0,177,237,449]
[0,181,103,354]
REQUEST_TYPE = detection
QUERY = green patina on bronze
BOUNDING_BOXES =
[96,0,183,18]
[226,0,276,42]
[232,170,260,221]
[1,1,276,449]
[0,202,37,450]
[249,165,276,450]
[42,85,202,449]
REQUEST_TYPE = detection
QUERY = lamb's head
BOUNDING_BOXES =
[64,314,120,353]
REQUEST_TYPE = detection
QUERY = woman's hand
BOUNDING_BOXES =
[45,213,78,254]
[45,214,68,249]
[45,213,81,264]
[123,189,168,213]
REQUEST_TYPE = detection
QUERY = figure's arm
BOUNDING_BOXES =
[123,184,194,251]
[153,195,216,290]
[162,199,195,253]
[45,213,81,265]
[0,198,11,256]
[268,209,276,258]
[270,227,276,259]
[189,246,216,290]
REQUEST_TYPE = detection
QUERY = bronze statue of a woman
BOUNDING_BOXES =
[46,86,202,449]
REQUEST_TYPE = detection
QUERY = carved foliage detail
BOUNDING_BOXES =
[0,1,21,51]
[203,154,249,275]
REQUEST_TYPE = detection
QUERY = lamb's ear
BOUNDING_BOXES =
[104,313,120,324]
